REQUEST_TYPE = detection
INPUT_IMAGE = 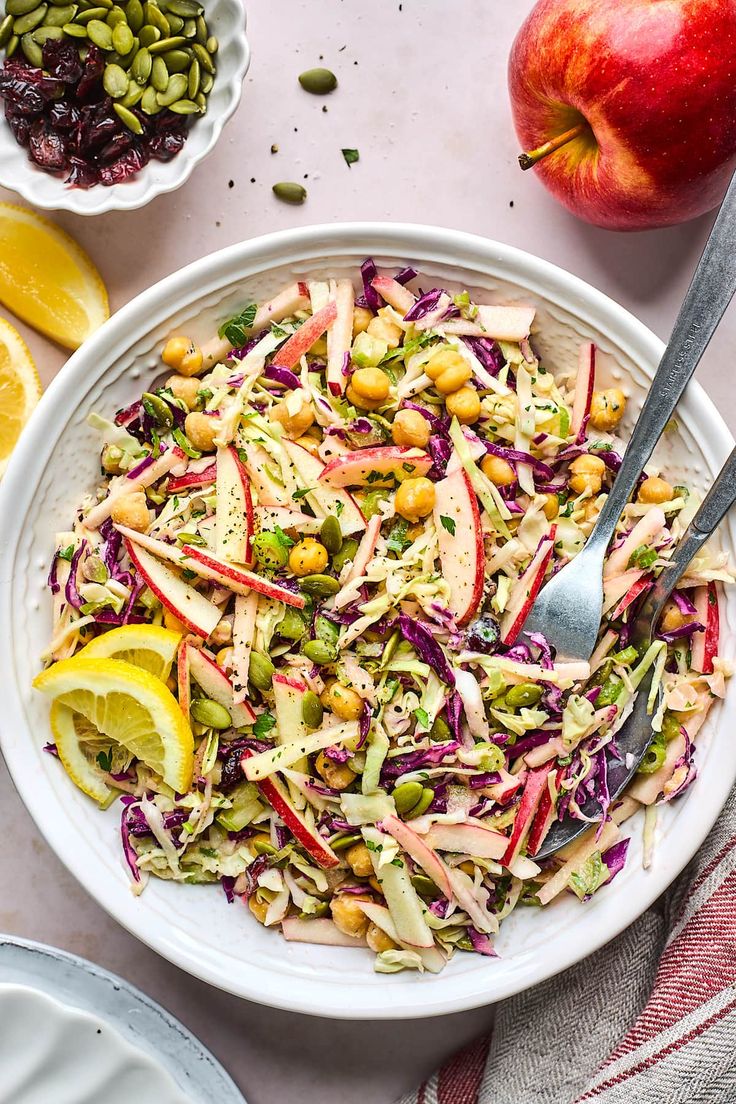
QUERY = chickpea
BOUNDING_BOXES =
[111,491,150,532]
[216,645,234,670]
[163,608,187,633]
[569,454,606,496]
[184,411,220,453]
[542,493,559,521]
[248,894,270,925]
[350,366,391,406]
[320,680,364,721]
[294,433,321,455]
[392,408,431,448]
[445,386,481,425]
[458,860,476,877]
[270,393,315,439]
[315,749,357,790]
[367,313,403,349]
[425,348,472,394]
[395,476,436,523]
[345,841,374,878]
[353,306,374,336]
[101,444,124,475]
[660,600,693,634]
[638,476,674,504]
[481,454,516,487]
[368,875,383,895]
[166,374,201,411]
[210,618,233,646]
[366,922,397,954]
[288,537,329,577]
[589,388,626,431]
[331,893,371,938]
[310,336,328,357]
[161,335,203,377]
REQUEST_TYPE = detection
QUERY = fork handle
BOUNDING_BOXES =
[647,446,736,621]
[588,169,736,555]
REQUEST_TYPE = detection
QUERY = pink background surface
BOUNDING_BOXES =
[1,2,734,1102]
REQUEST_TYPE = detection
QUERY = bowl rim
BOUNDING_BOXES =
[1,222,734,1018]
[0,1,250,215]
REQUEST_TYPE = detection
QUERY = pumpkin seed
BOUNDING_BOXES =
[125,0,143,31]
[253,839,277,856]
[505,682,544,708]
[116,36,138,66]
[151,53,168,89]
[331,537,358,573]
[300,573,340,597]
[199,69,212,93]
[137,22,159,45]
[392,780,424,815]
[140,84,161,112]
[405,787,435,819]
[331,833,362,852]
[301,639,337,666]
[411,874,440,898]
[110,19,133,51]
[162,47,189,70]
[20,31,43,64]
[167,97,199,113]
[89,0,112,7]
[51,0,77,7]
[181,16,195,36]
[13,6,47,35]
[6,0,41,17]
[298,67,337,95]
[74,5,107,20]
[301,690,324,729]
[165,11,182,31]
[6,32,19,53]
[119,78,144,105]
[314,615,339,647]
[190,697,231,729]
[113,100,143,133]
[32,24,64,41]
[194,12,205,41]
[44,4,76,25]
[87,16,113,46]
[131,44,151,81]
[319,515,343,555]
[248,651,274,692]
[155,70,186,104]
[429,714,452,742]
[147,32,184,52]
[0,14,14,46]
[205,33,216,53]
[191,39,213,72]
[61,20,86,35]
[194,90,205,111]
[273,181,307,205]
[277,608,306,642]
[164,0,202,16]
[102,61,129,96]
[106,6,125,25]
[144,0,168,32]
[187,55,199,97]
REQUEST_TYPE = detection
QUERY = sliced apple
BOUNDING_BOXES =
[167,461,217,493]
[692,581,720,674]
[499,528,556,645]
[380,814,455,900]
[326,279,355,396]
[232,592,258,704]
[527,767,563,856]
[320,446,432,488]
[608,571,649,620]
[177,641,191,722]
[419,822,508,860]
[356,901,447,973]
[201,281,311,369]
[362,825,434,948]
[85,446,186,529]
[273,671,310,774]
[282,439,366,535]
[241,749,339,868]
[124,538,221,639]
[187,644,256,727]
[433,466,485,626]
[501,766,551,867]
[215,445,254,565]
[371,275,416,315]
[254,505,323,535]
[243,719,358,780]
[238,442,290,508]
[272,301,338,370]
[476,304,536,342]
[604,506,666,578]
[341,512,382,590]
[281,917,366,947]
[571,342,596,440]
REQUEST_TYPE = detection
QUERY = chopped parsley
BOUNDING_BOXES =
[440,515,456,536]
[341,148,360,167]
[218,303,257,346]
[57,544,75,562]
[253,712,277,740]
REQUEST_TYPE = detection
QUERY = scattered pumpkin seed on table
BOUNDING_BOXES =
[273,182,307,205]
[298,66,337,94]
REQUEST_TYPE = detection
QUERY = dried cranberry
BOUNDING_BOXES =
[29,119,68,172]
[5,110,32,146]
[42,39,83,83]
[148,131,185,161]
[49,100,79,130]
[65,156,99,188]
[97,145,149,184]
[75,44,105,101]
[99,130,133,163]
[74,100,120,153]
[0,78,44,116]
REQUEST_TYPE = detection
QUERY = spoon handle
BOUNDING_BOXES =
[588,169,736,554]
[646,446,736,622]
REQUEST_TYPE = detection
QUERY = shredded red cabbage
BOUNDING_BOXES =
[126,454,156,480]
[398,613,456,686]
[381,741,460,779]
[659,620,704,643]
[120,801,142,883]
[468,927,498,957]
[403,288,444,322]
[482,441,555,480]
[394,266,418,286]
[359,257,381,311]
[601,838,630,883]
[64,541,87,609]
[672,590,698,616]
[221,875,236,903]
[463,337,504,376]
[263,364,301,390]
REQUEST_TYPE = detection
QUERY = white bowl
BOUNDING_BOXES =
[0,0,249,214]
[1,224,734,1019]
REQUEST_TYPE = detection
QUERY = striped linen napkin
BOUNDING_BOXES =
[401,784,736,1104]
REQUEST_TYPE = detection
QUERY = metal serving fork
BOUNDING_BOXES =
[521,170,736,662]
[534,446,736,860]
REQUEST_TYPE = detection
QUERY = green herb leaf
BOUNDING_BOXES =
[440,515,456,536]
[292,486,313,501]
[57,544,76,562]
[341,147,360,167]
[569,850,609,900]
[414,707,430,728]
[253,712,277,739]
[218,303,257,346]
[273,525,295,550]
[96,748,113,772]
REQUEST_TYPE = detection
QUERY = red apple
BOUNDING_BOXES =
[501,766,551,866]
[124,538,221,639]
[181,545,306,608]
[177,642,191,721]
[215,445,254,566]
[476,305,535,343]
[281,439,366,535]
[571,343,595,442]
[272,301,337,370]
[238,442,290,508]
[500,528,556,645]
[201,282,311,370]
[432,466,485,626]
[186,644,256,727]
[379,814,455,900]
[326,279,355,395]
[691,581,719,674]
[509,0,736,230]
[320,445,432,488]
[167,462,217,493]
[371,275,416,315]
[527,766,564,856]
[419,821,508,862]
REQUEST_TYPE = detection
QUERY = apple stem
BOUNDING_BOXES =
[518,122,589,171]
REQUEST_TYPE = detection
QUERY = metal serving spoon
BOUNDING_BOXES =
[534,446,736,860]
[521,169,736,662]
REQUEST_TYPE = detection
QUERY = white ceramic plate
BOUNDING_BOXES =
[0,935,245,1102]
[0,224,734,1019]
[0,0,250,214]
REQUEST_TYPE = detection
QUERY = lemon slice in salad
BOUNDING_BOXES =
[34,657,193,792]
[50,701,115,804]
[77,624,182,681]
[0,203,109,350]
[0,317,41,478]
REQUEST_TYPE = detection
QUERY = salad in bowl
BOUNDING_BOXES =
[33,259,732,974]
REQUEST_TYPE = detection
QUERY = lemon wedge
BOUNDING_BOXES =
[0,203,109,350]
[78,624,182,681]
[50,701,114,804]
[34,657,193,792]
[0,317,41,477]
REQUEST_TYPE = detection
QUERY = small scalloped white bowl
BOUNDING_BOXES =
[0,224,734,1019]
[0,0,249,214]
